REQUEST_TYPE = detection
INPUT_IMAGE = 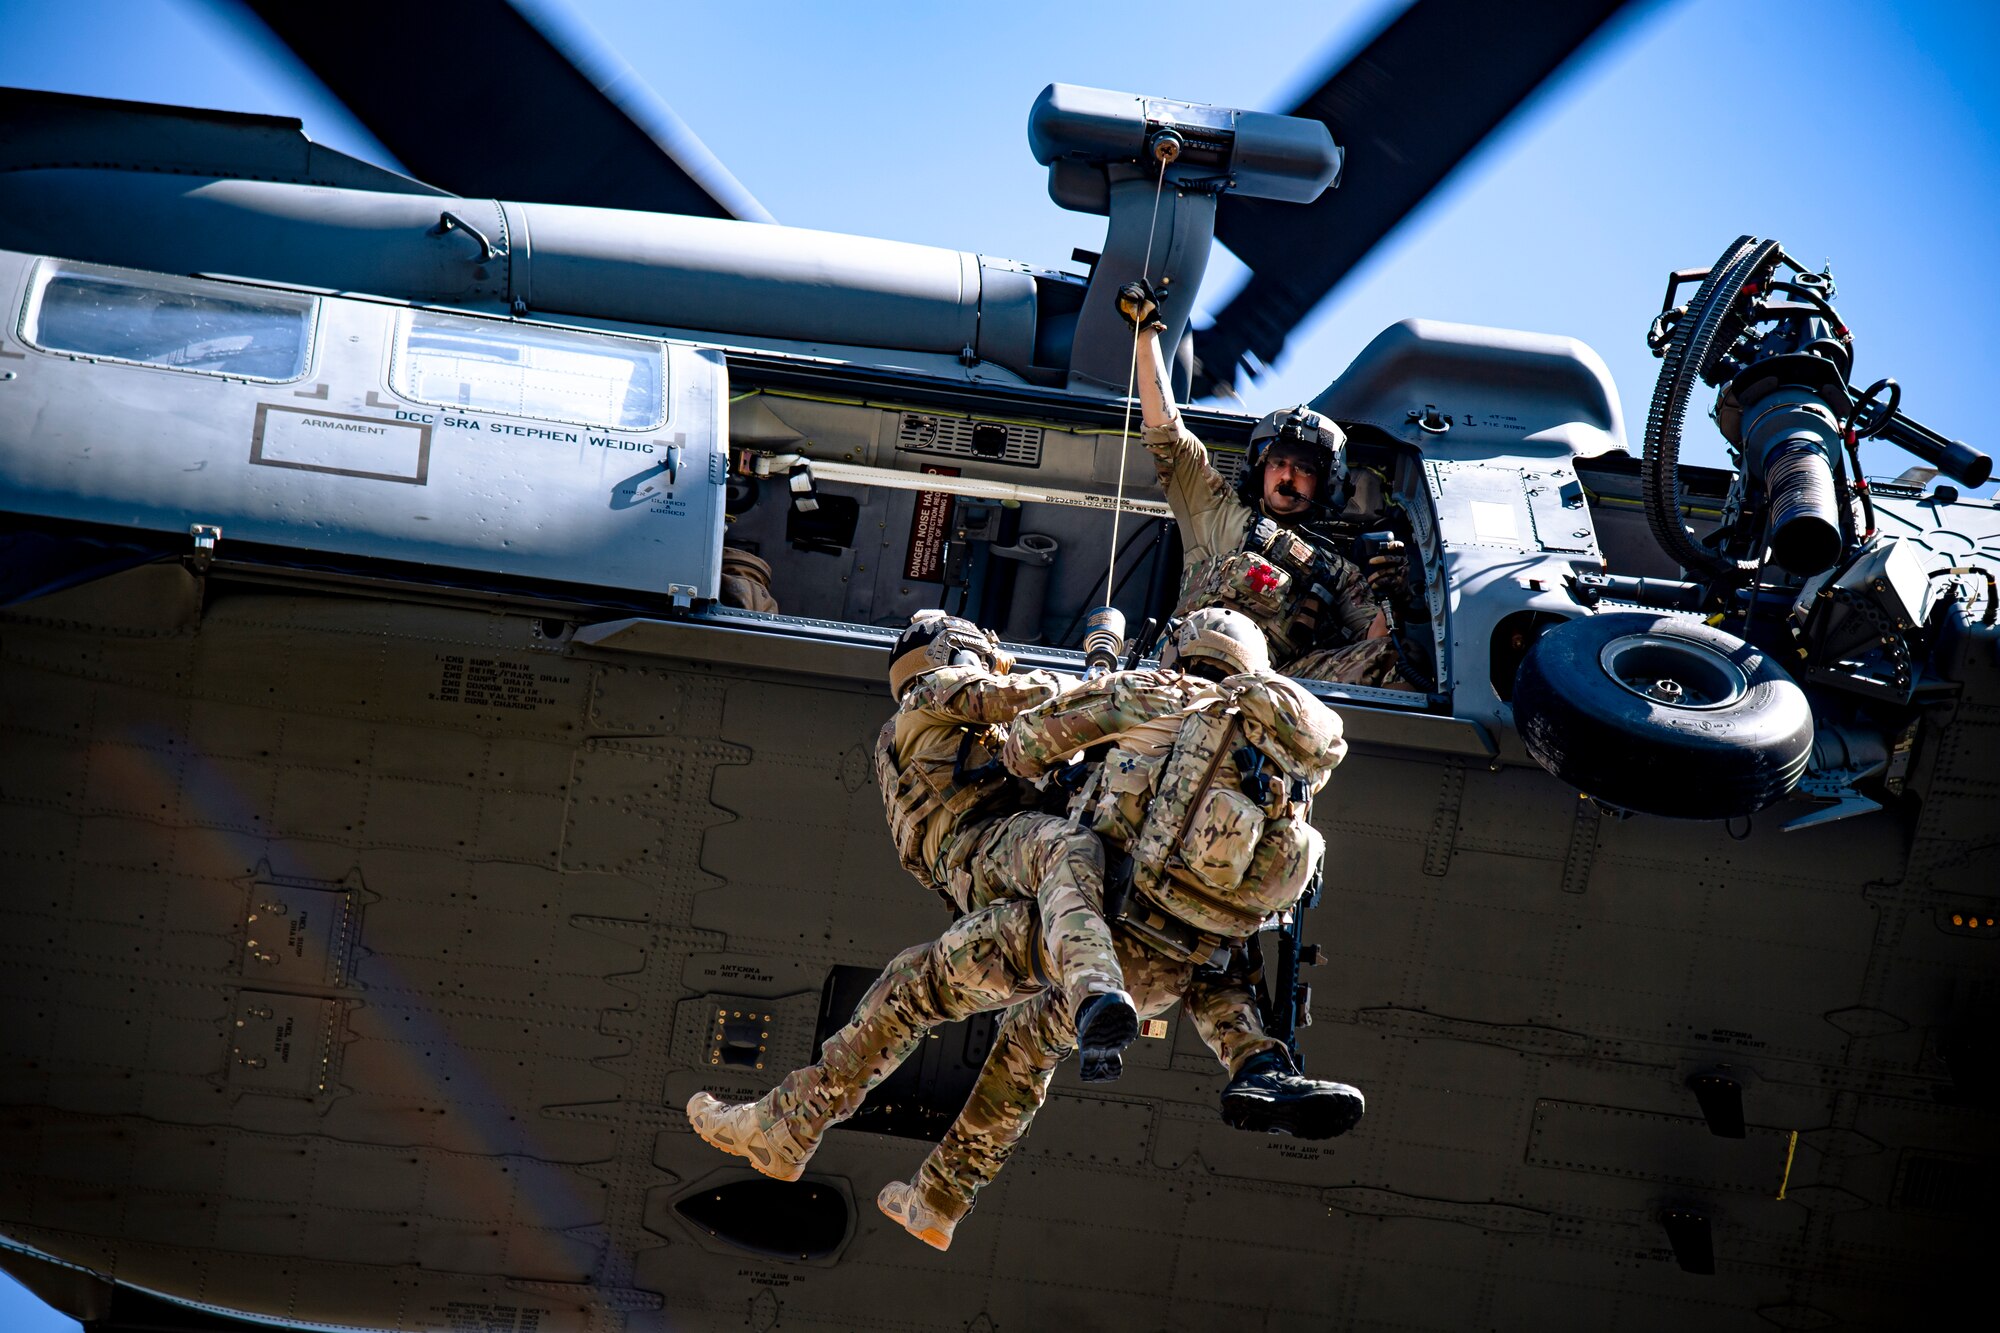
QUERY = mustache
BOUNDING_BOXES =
[1274,480,1338,515]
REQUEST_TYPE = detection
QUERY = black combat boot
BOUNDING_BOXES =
[1220,1048,1365,1139]
[1074,989,1139,1083]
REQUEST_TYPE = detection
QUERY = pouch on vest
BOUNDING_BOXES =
[1179,550,1291,628]
[1124,673,1346,938]
[1083,748,1166,845]
[1179,783,1267,894]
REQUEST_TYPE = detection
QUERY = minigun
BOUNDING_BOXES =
[1644,236,1989,592]
[1640,236,1993,716]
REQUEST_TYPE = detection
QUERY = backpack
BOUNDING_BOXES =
[1106,670,1345,937]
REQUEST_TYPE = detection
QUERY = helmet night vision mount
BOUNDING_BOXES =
[1242,405,1348,512]
[888,611,1011,698]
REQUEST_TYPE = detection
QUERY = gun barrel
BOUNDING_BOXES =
[1878,412,1990,487]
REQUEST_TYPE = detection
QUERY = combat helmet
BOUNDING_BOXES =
[1160,607,1270,680]
[1239,406,1348,513]
[888,610,1011,698]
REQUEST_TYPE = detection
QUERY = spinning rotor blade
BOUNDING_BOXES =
[1196,0,1636,397]
[233,0,772,221]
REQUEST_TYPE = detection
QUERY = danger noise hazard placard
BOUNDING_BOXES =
[903,464,959,582]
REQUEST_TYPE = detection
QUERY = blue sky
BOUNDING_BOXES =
[0,1,1995,1328]
[1,1270,76,1333]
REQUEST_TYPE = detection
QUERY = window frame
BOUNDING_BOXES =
[17,258,322,385]
[388,307,670,433]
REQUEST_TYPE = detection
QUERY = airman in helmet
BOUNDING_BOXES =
[1117,281,1419,689]
[688,614,1366,1250]
[688,611,1139,1206]
[1159,604,1272,678]
[868,626,1364,1247]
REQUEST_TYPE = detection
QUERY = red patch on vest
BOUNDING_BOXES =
[1243,559,1280,593]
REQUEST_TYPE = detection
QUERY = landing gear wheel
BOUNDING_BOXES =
[1513,612,1812,820]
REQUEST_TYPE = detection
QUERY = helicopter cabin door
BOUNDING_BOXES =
[0,252,727,607]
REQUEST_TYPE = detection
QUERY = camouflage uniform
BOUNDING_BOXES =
[891,666,1347,1226]
[694,667,1319,1237]
[875,658,1270,1072]
[718,897,1050,1179]
[874,662,1123,1013]
[912,931,1277,1224]
[702,878,1280,1214]
[1143,419,1414,690]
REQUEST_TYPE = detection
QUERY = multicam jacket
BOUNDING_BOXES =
[1003,667,1347,948]
[875,663,1068,891]
[1143,419,1376,663]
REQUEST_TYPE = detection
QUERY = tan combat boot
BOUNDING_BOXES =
[877,1177,962,1251]
[685,1091,823,1182]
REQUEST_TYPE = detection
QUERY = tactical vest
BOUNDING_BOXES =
[874,717,1012,891]
[1173,519,1348,661]
[1079,671,1343,948]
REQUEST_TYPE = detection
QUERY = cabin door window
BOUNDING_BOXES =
[391,309,667,432]
[19,260,318,383]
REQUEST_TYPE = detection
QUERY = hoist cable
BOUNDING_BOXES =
[1105,164,1173,606]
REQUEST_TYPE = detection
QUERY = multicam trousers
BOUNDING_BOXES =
[945,810,1124,1010]
[739,903,1282,1227]
[739,898,1049,1154]
[910,931,1281,1222]
[911,930,1281,1221]
[945,808,1279,1083]
[1286,634,1416,690]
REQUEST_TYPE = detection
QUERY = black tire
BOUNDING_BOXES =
[1513,612,1812,820]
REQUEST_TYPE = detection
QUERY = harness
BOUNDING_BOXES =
[874,718,1014,898]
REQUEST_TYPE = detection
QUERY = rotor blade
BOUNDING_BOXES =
[232,0,772,221]
[1196,0,1636,396]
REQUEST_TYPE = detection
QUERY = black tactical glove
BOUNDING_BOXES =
[1115,278,1167,333]
[1362,540,1408,600]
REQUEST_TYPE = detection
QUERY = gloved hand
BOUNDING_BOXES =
[1116,278,1167,333]
[1363,540,1408,600]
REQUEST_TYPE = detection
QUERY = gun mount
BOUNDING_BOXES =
[1516,235,1994,827]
